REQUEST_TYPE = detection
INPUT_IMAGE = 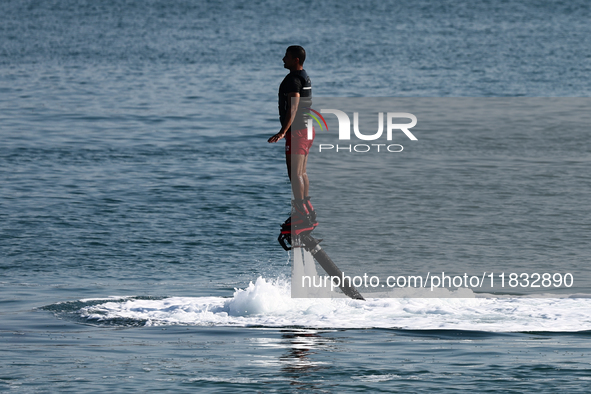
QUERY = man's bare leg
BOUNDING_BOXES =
[302,154,309,198]
[286,154,307,200]
[289,153,317,223]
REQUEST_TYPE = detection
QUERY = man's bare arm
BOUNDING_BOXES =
[268,93,300,143]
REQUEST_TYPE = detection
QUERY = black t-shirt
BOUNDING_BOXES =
[278,70,312,130]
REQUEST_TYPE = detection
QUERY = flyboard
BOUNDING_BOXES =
[278,218,365,301]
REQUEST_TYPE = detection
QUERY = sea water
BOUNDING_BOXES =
[2,0,591,392]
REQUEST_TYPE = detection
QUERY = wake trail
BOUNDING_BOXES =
[67,277,591,332]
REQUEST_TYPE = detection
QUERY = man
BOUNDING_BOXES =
[268,45,316,230]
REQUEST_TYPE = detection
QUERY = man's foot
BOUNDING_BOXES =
[281,199,315,233]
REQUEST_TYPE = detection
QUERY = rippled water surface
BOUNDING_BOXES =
[2,0,591,392]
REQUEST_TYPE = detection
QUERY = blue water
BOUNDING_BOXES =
[2,0,591,391]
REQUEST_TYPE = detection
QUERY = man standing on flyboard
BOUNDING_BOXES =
[268,45,317,231]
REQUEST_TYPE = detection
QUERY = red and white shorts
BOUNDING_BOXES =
[285,127,315,155]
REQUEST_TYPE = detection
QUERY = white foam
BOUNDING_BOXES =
[78,276,591,332]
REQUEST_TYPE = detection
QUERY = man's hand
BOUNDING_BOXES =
[268,131,286,143]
